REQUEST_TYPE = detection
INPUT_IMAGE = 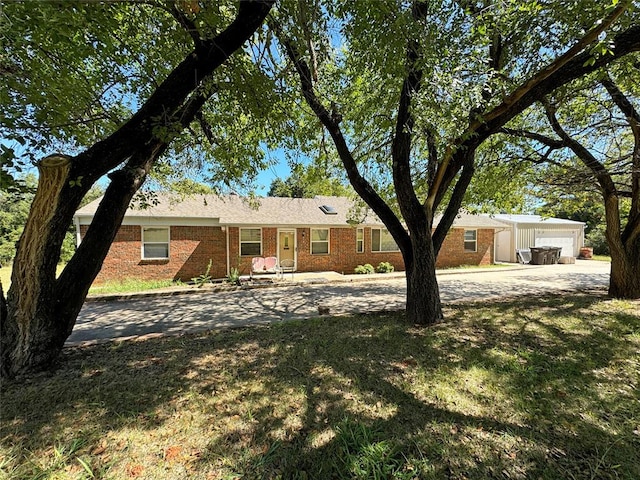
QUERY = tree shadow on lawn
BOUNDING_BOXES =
[1,294,639,479]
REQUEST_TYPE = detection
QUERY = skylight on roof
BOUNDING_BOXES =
[319,205,338,215]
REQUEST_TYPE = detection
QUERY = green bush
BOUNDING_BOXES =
[354,263,375,274]
[59,231,76,264]
[586,225,609,255]
[226,267,241,285]
[376,261,394,273]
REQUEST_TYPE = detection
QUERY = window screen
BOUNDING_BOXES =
[464,229,477,252]
[371,228,398,252]
[142,227,169,259]
[311,228,329,254]
[240,228,262,256]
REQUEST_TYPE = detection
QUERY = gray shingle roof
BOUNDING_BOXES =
[76,194,382,227]
[76,193,508,229]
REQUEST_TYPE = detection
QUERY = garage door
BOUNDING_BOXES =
[534,230,577,257]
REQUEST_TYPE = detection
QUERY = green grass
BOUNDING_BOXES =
[438,262,516,270]
[591,254,612,262]
[1,294,639,479]
[88,278,183,295]
[0,264,183,295]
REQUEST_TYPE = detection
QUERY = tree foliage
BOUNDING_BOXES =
[500,54,640,295]
[1,0,275,377]
[267,163,351,198]
[1,1,288,192]
[265,0,640,322]
[0,176,36,266]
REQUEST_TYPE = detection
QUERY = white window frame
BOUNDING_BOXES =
[464,229,477,252]
[311,228,330,255]
[240,227,262,257]
[356,228,364,253]
[371,228,399,252]
[141,226,170,260]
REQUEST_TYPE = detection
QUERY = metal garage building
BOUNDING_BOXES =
[485,214,586,263]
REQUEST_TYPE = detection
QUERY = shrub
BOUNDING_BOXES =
[226,267,241,285]
[586,225,609,255]
[192,259,213,287]
[376,261,394,273]
[354,263,375,274]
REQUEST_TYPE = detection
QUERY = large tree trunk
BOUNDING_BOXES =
[0,1,274,378]
[0,155,152,377]
[606,210,640,299]
[600,74,640,299]
[404,230,443,324]
[1,156,76,377]
[609,246,640,298]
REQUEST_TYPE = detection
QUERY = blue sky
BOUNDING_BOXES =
[253,156,291,196]
[1,136,294,197]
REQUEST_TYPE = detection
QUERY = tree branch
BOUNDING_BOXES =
[543,98,618,196]
[601,73,640,224]
[468,2,630,135]
[430,22,640,215]
[71,0,274,184]
[392,2,429,230]
[499,127,566,149]
[142,0,204,48]
[269,16,412,255]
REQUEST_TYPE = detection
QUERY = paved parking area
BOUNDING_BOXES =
[68,261,611,345]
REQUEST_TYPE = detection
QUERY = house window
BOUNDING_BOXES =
[240,228,262,256]
[371,228,398,252]
[356,228,364,253]
[142,227,169,259]
[464,229,477,252]
[311,228,329,254]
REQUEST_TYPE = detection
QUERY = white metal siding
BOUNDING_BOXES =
[509,223,584,260]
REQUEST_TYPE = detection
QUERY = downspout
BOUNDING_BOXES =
[226,225,230,277]
[74,216,82,246]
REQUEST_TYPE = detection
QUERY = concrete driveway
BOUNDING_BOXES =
[68,260,611,345]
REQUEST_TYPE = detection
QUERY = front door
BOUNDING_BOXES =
[278,230,296,268]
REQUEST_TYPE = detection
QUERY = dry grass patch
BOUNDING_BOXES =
[1,294,639,479]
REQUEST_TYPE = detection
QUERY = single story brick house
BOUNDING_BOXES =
[74,194,506,283]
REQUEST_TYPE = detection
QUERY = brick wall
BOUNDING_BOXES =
[296,227,405,273]
[82,224,227,283]
[436,228,494,268]
[85,224,494,283]
[228,227,278,275]
[228,226,406,274]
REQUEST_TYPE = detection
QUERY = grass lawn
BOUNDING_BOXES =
[592,254,612,262]
[88,278,183,295]
[0,264,183,295]
[1,294,639,479]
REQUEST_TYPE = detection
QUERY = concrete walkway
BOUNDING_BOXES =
[68,260,611,345]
